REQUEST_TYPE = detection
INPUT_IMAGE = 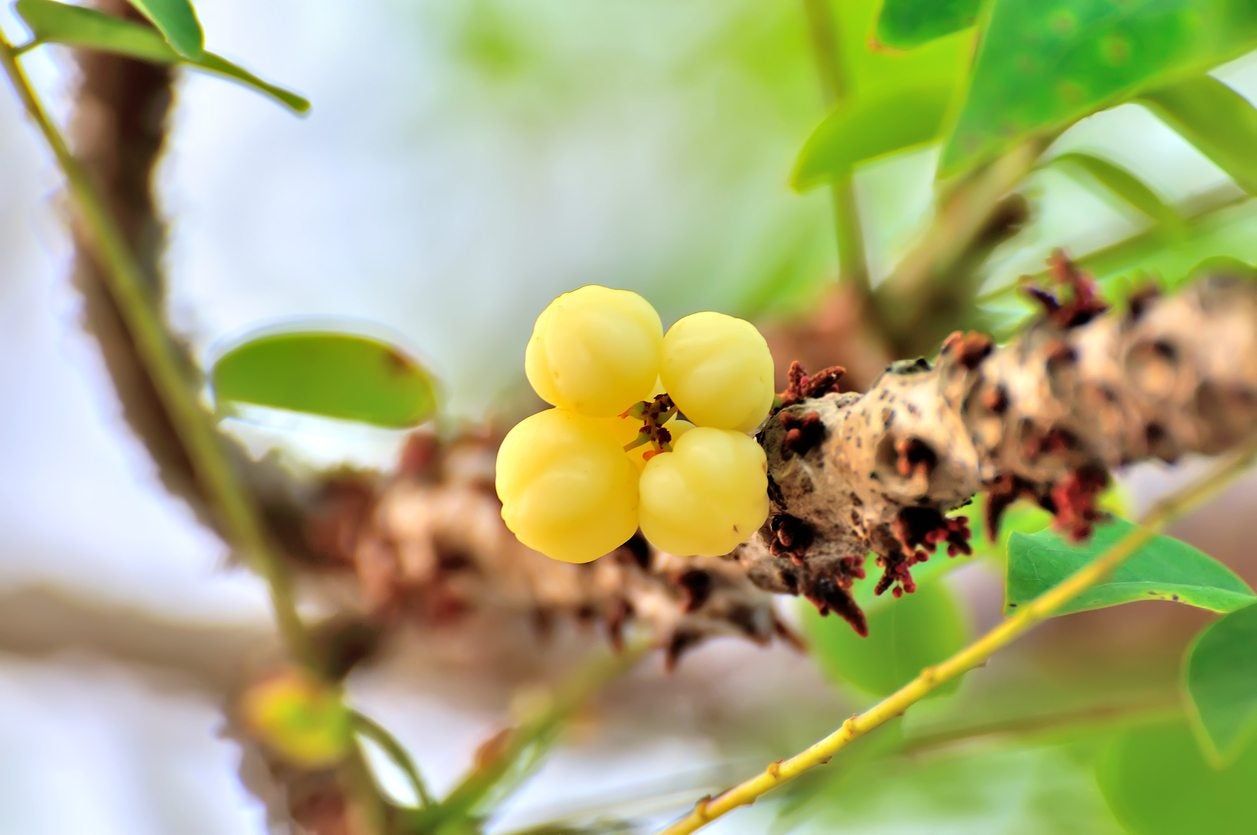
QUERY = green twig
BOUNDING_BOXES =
[801,0,872,305]
[0,29,314,668]
[977,186,1251,305]
[353,710,436,809]
[0,25,391,831]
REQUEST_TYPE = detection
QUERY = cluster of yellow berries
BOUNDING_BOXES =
[496,285,776,564]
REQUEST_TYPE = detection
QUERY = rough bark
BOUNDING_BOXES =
[744,259,1257,634]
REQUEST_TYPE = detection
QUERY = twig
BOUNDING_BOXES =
[0,30,313,669]
[801,0,872,307]
[353,710,436,809]
[0,27,389,830]
[661,439,1255,833]
[977,187,1251,304]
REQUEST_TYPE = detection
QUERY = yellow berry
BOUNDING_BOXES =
[496,408,639,563]
[638,427,768,556]
[660,311,775,433]
[525,285,663,416]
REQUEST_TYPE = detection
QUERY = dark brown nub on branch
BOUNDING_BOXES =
[739,263,1257,632]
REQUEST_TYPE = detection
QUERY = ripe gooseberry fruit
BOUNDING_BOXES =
[638,426,768,556]
[495,408,639,563]
[525,285,663,416]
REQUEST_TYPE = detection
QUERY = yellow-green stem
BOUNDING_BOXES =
[662,440,1255,833]
[0,24,312,668]
[801,0,870,302]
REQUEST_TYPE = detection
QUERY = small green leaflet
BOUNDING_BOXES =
[124,0,202,58]
[875,0,980,49]
[1042,151,1180,227]
[1005,518,1255,616]
[1139,76,1257,196]
[16,0,308,113]
[940,0,1257,177]
[791,84,954,191]
[1183,602,1257,766]
[1096,719,1257,835]
[211,330,438,429]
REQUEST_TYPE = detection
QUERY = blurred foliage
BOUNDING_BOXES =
[875,0,979,49]
[211,330,438,428]
[801,580,971,698]
[123,0,202,58]
[1006,518,1256,616]
[1138,76,1257,194]
[941,0,1257,176]
[1041,151,1180,226]
[15,0,308,111]
[1097,719,1257,835]
[1183,602,1257,764]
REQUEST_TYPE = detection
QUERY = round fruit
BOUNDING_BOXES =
[638,427,768,556]
[525,285,663,416]
[660,311,775,433]
[496,408,640,563]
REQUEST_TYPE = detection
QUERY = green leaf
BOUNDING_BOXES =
[781,741,1122,833]
[802,580,971,698]
[1043,151,1180,226]
[16,0,308,113]
[1006,518,1255,617]
[875,0,980,49]
[792,83,955,191]
[124,0,202,58]
[211,331,438,428]
[1139,76,1257,195]
[1096,719,1257,835]
[1183,603,1257,765]
[941,0,1257,177]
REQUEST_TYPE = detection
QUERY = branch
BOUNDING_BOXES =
[746,265,1257,632]
[663,437,1256,833]
[801,0,871,304]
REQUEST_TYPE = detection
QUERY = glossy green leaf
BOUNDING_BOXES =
[802,580,971,698]
[1044,151,1180,226]
[16,0,308,112]
[1139,76,1257,195]
[1183,603,1257,765]
[211,331,438,428]
[941,0,1257,176]
[875,0,980,49]
[1096,719,1257,835]
[124,0,202,58]
[792,83,954,191]
[1006,518,1255,616]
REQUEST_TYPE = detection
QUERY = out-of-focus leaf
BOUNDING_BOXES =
[941,0,1257,177]
[16,0,308,112]
[1183,603,1257,765]
[124,0,202,58]
[875,0,980,49]
[211,331,438,428]
[802,580,970,698]
[1044,151,1180,226]
[792,84,954,190]
[1006,518,1255,616]
[780,741,1122,833]
[1139,76,1257,195]
[1096,719,1257,835]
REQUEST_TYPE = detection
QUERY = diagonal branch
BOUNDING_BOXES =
[662,436,1256,833]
